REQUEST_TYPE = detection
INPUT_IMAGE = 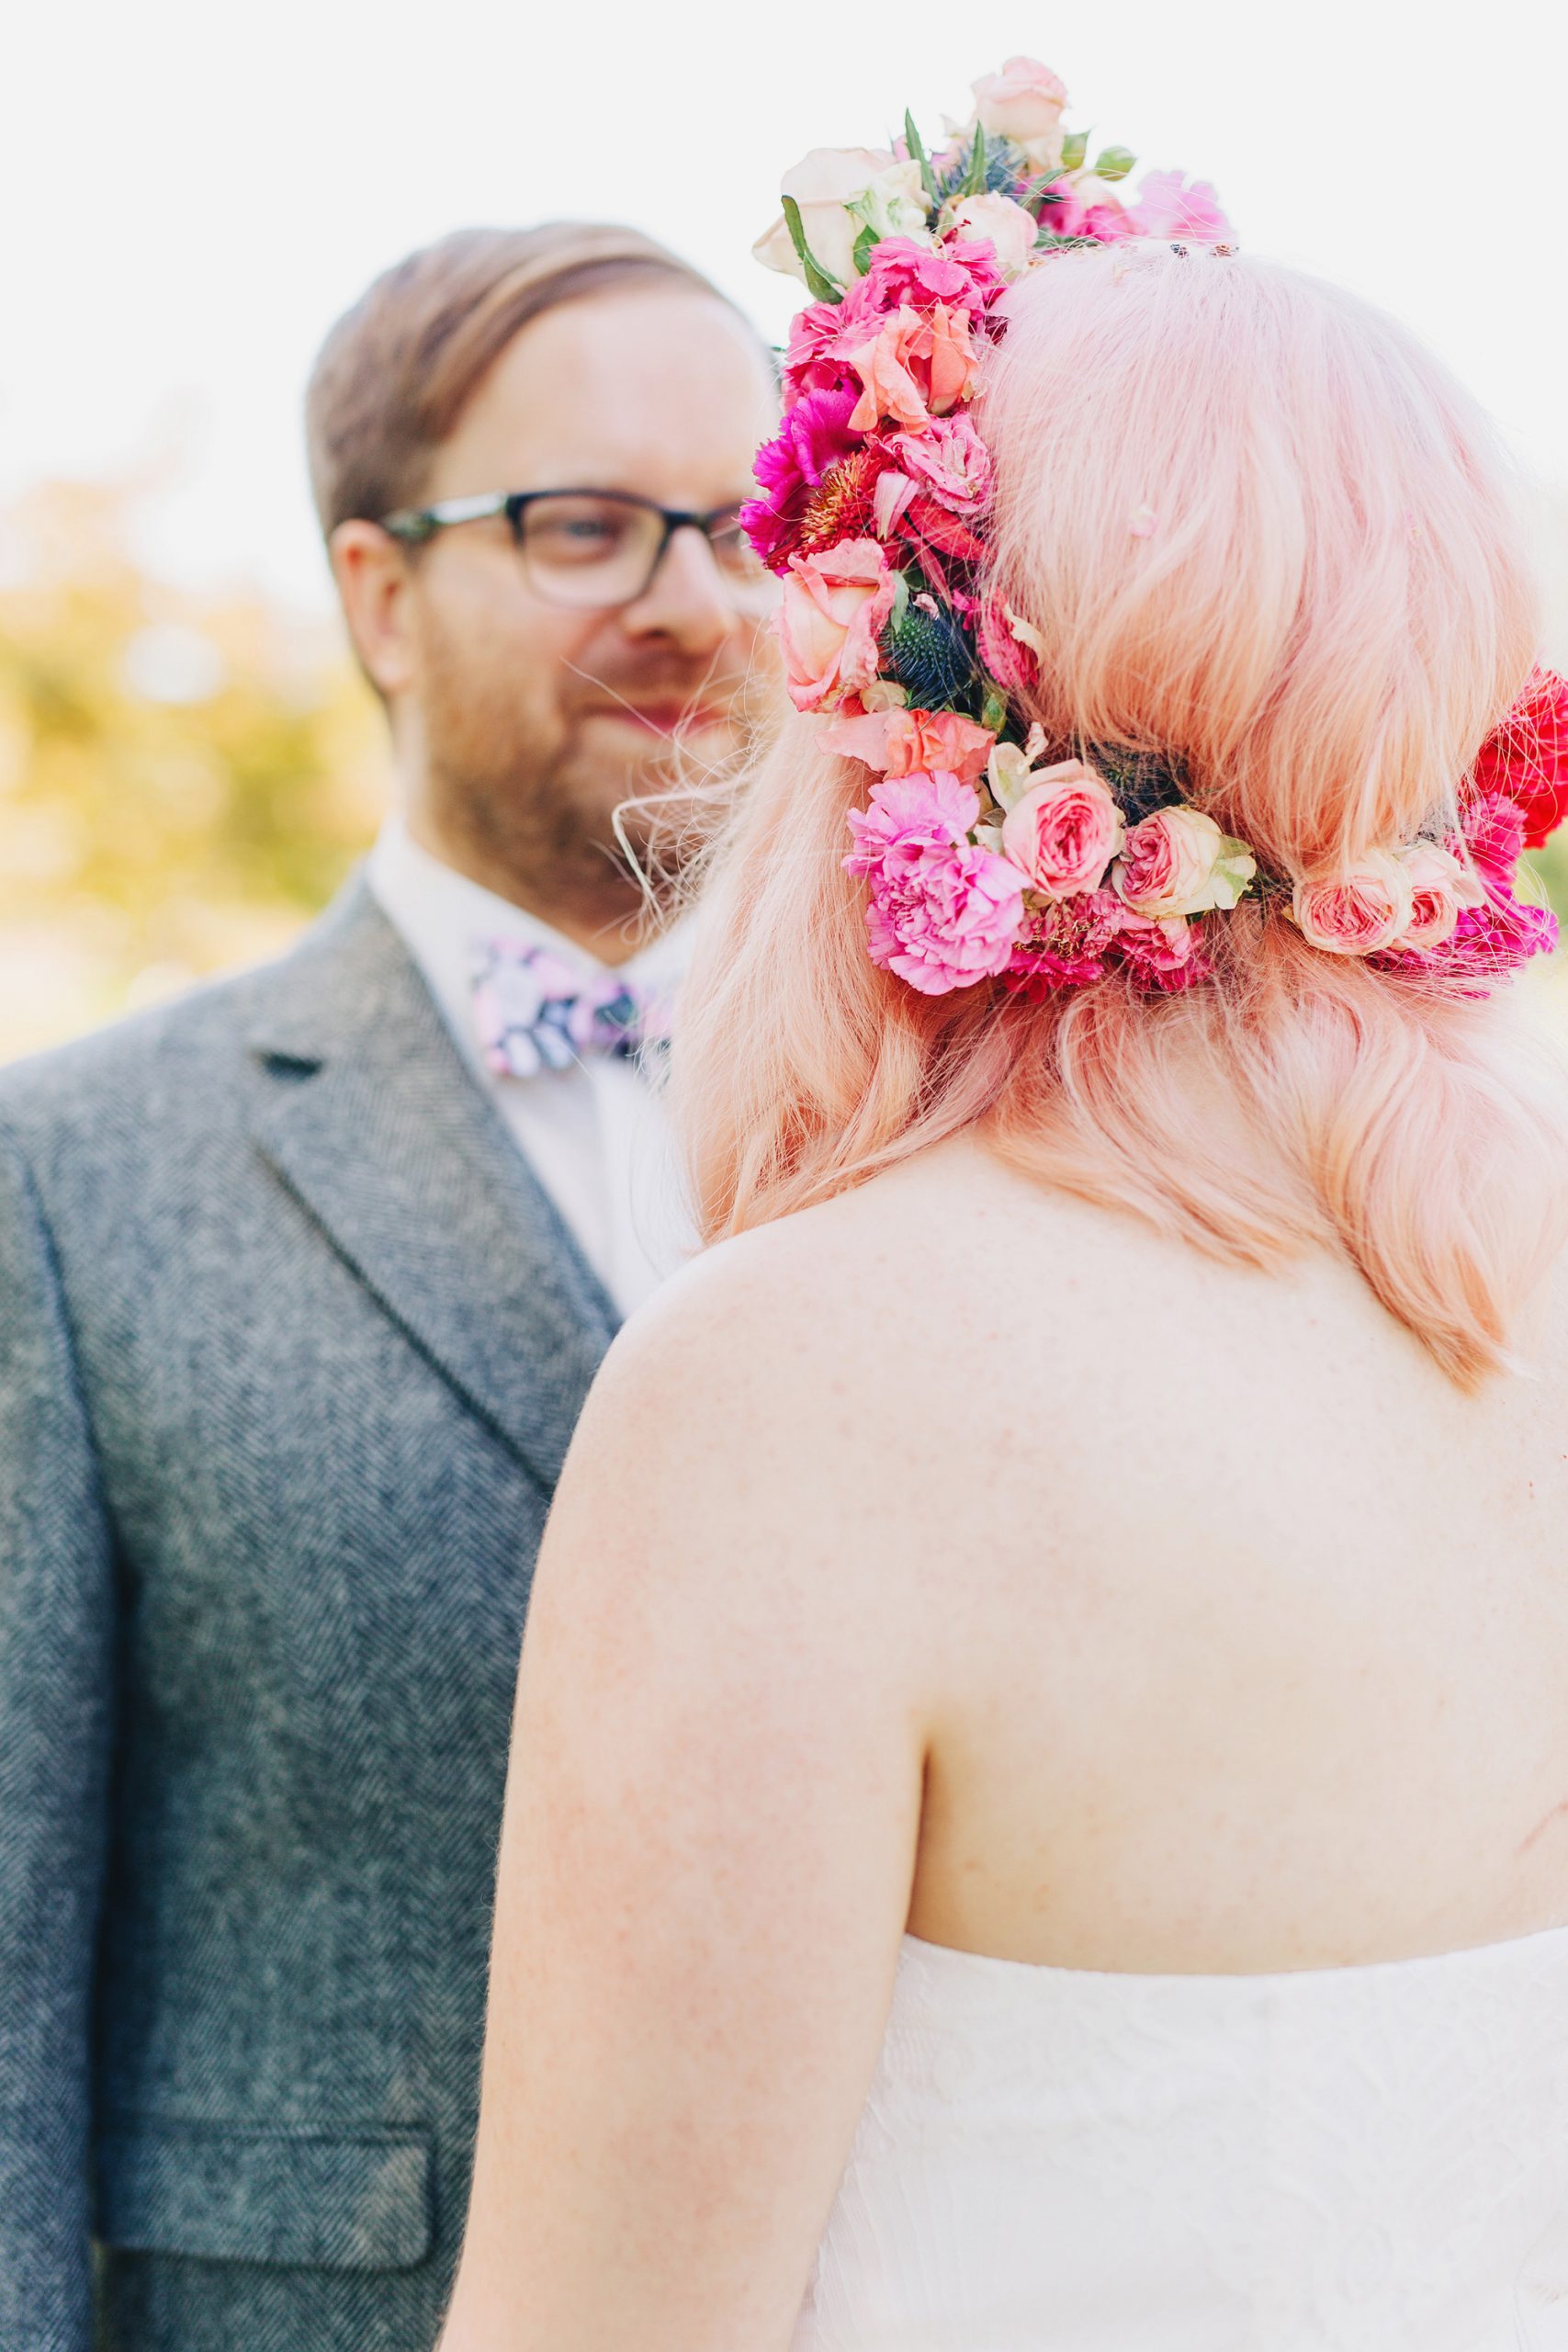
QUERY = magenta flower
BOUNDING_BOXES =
[783,299,860,404]
[740,385,863,569]
[845,771,1026,994]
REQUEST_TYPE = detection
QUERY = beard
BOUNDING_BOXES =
[413,604,751,925]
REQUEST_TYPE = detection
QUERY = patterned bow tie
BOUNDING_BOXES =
[470,937,672,1080]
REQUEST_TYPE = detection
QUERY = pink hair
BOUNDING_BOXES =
[674,250,1568,1385]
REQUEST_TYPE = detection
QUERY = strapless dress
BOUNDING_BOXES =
[792,1925,1568,2348]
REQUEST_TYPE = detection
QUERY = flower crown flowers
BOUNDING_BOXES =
[745,59,1568,998]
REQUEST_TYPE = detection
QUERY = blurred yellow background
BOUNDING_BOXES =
[0,477,388,1060]
[6,471,1568,1067]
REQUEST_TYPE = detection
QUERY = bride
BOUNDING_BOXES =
[438,69,1568,2351]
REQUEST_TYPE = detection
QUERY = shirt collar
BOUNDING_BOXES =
[367,816,690,1080]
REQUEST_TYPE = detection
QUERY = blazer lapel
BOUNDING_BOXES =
[246,877,619,1494]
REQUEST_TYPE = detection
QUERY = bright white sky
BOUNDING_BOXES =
[6,0,1562,615]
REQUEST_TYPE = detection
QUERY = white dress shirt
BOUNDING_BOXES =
[367,817,695,1318]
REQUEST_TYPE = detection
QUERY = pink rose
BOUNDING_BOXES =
[837,301,978,433]
[970,56,1069,146]
[1384,841,1486,954]
[1001,761,1123,898]
[1292,852,1416,955]
[844,769,1025,994]
[1125,169,1233,244]
[943,194,1040,281]
[1113,806,1255,919]
[887,414,993,514]
[821,704,996,786]
[777,538,896,713]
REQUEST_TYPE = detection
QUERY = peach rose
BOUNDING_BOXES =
[752,146,898,288]
[1386,841,1487,953]
[840,300,978,433]
[1113,807,1257,920]
[943,193,1040,280]
[1291,852,1415,955]
[820,704,996,785]
[1000,760,1123,897]
[777,539,896,713]
[971,58,1068,166]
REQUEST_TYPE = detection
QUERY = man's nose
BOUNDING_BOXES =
[618,525,738,652]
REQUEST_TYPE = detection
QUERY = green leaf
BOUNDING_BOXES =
[781,194,843,302]
[904,107,940,207]
[963,123,987,197]
[852,222,878,278]
[980,684,1010,735]
[1060,129,1089,172]
[1093,143,1136,182]
[889,570,912,629]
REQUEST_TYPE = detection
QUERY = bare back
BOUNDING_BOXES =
[766,1132,1568,1975]
[445,1121,1568,2352]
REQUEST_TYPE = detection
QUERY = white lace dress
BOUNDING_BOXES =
[792,1928,1568,2349]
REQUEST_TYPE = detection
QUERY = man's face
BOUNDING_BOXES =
[391,287,780,929]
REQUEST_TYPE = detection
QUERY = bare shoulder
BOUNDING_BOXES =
[570,1136,1148,1559]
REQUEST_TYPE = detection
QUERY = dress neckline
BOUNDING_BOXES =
[901,1914,1568,1989]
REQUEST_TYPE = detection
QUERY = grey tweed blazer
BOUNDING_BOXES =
[0,876,620,2352]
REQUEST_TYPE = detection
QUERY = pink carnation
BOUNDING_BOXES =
[1006,888,1126,991]
[1114,909,1211,991]
[887,413,993,514]
[1124,169,1234,243]
[844,771,1025,994]
[844,768,978,871]
[841,235,1007,323]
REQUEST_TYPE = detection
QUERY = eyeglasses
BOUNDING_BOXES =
[378,487,778,612]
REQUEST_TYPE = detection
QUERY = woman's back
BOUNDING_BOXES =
[704,1128,1568,1980]
[439,124,1568,2352]
[754,1136,1568,2349]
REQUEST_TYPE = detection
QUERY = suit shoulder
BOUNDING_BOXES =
[0,934,315,1148]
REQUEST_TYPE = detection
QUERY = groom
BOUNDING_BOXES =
[0,222,777,2351]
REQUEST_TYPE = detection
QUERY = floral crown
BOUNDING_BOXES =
[744,58,1567,998]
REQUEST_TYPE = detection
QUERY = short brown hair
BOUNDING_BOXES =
[305,222,737,539]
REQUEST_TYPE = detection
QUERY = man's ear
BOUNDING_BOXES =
[329,520,419,697]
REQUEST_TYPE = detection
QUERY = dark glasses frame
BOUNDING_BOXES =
[378,486,764,606]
